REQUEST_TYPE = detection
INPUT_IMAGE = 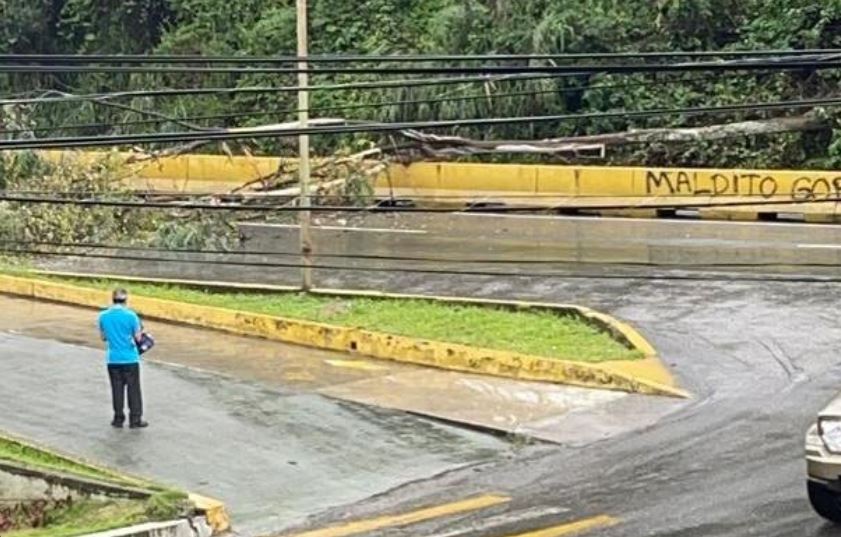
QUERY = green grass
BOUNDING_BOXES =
[0,437,139,486]
[6,500,147,537]
[5,491,189,537]
[41,275,641,362]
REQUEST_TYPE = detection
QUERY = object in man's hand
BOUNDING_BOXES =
[138,332,155,355]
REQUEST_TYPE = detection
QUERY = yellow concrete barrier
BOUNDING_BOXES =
[38,151,841,220]
[0,273,687,398]
[189,493,231,534]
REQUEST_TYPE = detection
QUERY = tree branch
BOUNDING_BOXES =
[400,115,829,157]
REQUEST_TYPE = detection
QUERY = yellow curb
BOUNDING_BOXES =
[308,287,688,398]
[189,493,231,534]
[0,273,687,398]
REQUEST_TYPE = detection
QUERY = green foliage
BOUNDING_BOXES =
[0,436,139,485]
[7,499,149,537]
[57,0,172,53]
[742,0,841,48]
[0,0,64,53]
[4,0,841,168]
[0,151,238,249]
[0,152,150,244]
[143,491,191,520]
[152,214,237,250]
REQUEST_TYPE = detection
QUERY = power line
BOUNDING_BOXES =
[0,73,727,135]
[2,190,826,202]
[6,246,841,284]
[3,57,841,75]
[0,88,599,135]
[1,94,839,150]
[9,238,841,269]
[0,73,578,105]
[3,190,841,212]
[2,50,841,64]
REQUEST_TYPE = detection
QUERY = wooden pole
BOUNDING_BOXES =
[296,0,313,291]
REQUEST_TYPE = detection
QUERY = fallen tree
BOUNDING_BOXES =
[113,113,833,207]
[399,115,830,157]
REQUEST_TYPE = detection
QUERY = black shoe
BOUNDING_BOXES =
[129,421,149,429]
[111,420,124,428]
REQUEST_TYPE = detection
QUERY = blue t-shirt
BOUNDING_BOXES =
[98,305,142,364]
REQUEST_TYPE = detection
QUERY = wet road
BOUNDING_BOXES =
[0,294,685,536]
[0,298,510,536]
[36,214,841,285]
[16,214,841,536]
[276,275,841,537]
[9,274,841,536]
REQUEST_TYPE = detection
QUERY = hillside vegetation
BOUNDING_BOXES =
[2,0,841,168]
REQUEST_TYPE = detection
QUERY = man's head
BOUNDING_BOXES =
[112,288,129,304]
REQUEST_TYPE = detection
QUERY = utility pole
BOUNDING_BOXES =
[297,0,313,291]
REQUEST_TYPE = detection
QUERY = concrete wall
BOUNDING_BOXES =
[40,150,841,202]
[0,461,149,503]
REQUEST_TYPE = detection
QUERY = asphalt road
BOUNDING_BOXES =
[0,298,511,536]
[36,214,841,285]
[279,274,841,537]
[15,214,841,536]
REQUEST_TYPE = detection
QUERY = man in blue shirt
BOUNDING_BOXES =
[98,288,148,429]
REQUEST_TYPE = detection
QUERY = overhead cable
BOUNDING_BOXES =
[6,246,841,284]
[2,57,841,75]
[4,50,841,64]
[1,95,840,150]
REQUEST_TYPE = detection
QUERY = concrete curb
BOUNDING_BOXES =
[0,430,231,534]
[0,460,153,500]
[0,430,156,490]
[0,273,687,398]
[84,518,211,537]
[187,493,230,535]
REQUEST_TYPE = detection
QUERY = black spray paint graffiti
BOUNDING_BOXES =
[645,170,841,201]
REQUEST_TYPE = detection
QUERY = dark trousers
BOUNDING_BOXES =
[107,363,143,424]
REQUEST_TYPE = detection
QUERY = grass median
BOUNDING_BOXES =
[36,275,641,363]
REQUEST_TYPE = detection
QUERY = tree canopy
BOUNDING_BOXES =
[3,0,841,168]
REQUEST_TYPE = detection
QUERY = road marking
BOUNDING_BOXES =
[281,494,510,537]
[324,359,387,371]
[283,371,316,382]
[501,515,620,537]
[431,506,572,537]
[797,243,841,249]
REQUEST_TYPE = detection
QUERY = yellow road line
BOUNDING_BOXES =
[282,494,510,537]
[503,515,620,537]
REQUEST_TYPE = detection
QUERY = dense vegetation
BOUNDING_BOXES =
[2,0,841,168]
[0,151,240,248]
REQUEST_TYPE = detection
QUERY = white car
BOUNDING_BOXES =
[806,397,841,522]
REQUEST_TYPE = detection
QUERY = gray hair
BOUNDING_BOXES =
[112,288,129,304]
